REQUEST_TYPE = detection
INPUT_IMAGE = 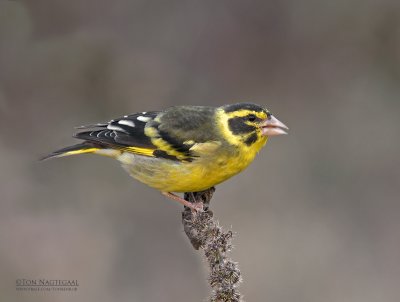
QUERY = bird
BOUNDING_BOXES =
[43,103,288,211]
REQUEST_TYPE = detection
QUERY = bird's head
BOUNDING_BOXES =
[217,102,288,148]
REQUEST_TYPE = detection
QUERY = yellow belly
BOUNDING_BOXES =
[116,139,266,192]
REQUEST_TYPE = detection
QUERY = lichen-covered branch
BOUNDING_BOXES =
[182,188,242,302]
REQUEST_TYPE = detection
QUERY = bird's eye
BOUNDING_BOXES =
[247,114,256,122]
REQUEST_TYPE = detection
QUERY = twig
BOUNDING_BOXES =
[182,188,242,302]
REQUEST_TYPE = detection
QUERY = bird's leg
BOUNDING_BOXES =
[162,192,203,212]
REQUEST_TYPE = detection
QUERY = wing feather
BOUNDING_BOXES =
[74,112,159,155]
[73,107,221,162]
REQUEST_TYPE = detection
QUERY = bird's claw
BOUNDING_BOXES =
[190,202,204,213]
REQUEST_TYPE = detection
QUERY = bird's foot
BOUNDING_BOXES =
[188,201,204,212]
[162,192,204,212]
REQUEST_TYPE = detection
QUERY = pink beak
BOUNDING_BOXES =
[261,115,289,136]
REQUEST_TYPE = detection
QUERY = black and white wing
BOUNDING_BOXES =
[74,111,160,156]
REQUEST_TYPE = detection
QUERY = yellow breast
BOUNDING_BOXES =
[117,135,267,192]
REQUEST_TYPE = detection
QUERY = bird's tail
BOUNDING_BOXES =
[40,143,100,161]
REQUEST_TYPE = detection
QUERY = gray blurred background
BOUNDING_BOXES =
[1,0,399,301]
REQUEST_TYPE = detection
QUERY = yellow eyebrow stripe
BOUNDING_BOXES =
[225,110,267,119]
